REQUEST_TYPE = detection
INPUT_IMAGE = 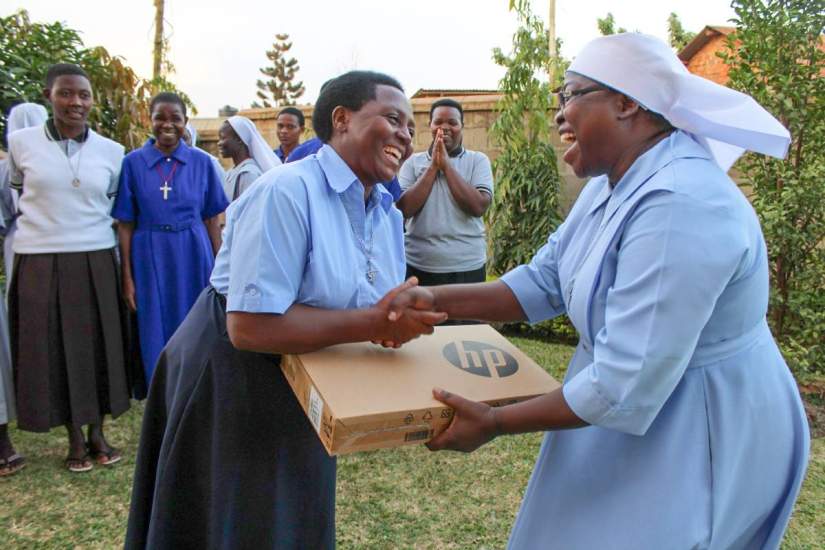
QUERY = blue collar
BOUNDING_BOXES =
[587,130,712,217]
[139,138,192,168]
[316,144,393,213]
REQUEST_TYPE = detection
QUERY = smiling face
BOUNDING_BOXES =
[44,74,93,132]
[333,84,415,186]
[151,101,187,152]
[555,73,623,179]
[217,122,244,159]
[276,113,303,150]
[429,105,463,153]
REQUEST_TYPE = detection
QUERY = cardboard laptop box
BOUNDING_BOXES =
[281,324,561,456]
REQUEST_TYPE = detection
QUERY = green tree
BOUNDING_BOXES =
[489,0,564,275]
[597,13,627,35]
[0,10,195,150]
[720,0,825,375]
[0,10,81,141]
[252,34,305,108]
[667,12,696,50]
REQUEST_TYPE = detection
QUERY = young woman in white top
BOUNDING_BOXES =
[7,64,133,473]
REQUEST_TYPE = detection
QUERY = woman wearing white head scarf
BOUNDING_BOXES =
[2,103,48,281]
[218,115,281,200]
[0,102,48,476]
[386,33,809,549]
[184,121,227,187]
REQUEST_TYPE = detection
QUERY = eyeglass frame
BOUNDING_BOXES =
[555,85,610,109]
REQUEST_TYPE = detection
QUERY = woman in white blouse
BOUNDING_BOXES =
[6,64,133,473]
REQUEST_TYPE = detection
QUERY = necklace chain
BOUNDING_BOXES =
[155,161,180,201]
[52,124,85,188]
[339,195,378,284]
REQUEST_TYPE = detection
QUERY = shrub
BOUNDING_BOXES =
[721,0,825,376]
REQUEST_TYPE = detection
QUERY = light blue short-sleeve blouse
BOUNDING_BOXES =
[210,144,406,313]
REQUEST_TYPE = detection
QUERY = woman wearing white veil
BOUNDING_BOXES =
[0,102,48,476]
[218,115,281,200]
[1,103,48,284]
[184,122,226,185]
[387,33,809,549]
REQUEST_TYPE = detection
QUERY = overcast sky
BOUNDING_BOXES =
[9,1,737,117]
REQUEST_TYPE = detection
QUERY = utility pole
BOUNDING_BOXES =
[152,0,165,79]
[548,0,557,59]
[548,0,558,87]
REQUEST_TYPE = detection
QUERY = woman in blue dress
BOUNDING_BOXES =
[125,71,444,549]
[387,34,810,549]
[113,93,229,382]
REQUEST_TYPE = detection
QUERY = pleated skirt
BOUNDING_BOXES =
[9,248,134,432]
[126,287,335,549]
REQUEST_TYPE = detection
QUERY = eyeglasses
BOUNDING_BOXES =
[555,86,608,109]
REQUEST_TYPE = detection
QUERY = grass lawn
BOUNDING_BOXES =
[1,336,823,549]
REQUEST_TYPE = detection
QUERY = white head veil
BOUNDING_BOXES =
[185,122,198,146]
[567,33,791,171]
[8,102,48,134]
[4,102,47,234]
[227,116,281,172]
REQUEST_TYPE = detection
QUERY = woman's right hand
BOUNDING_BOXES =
[122,275,137,312]
[374,278,446,348]
[431,128,448,171]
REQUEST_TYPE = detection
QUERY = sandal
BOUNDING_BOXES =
[65,454,93,473]
[0,453,26,476]
[88,446,122,467]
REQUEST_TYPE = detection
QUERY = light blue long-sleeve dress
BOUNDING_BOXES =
[0,159,14,425]
[501,131,810,550]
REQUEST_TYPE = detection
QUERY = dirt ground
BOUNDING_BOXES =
[800,382,825,439]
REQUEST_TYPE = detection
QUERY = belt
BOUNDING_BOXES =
[143,220,195,232]
[575,319,771,370]
[211,286,227,308]
[686,319,770,368]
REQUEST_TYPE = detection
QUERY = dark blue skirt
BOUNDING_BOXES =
[125,287,335,549]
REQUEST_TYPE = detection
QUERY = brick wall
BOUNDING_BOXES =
[685,35,731,85]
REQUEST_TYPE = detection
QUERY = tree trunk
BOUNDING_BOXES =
[153,0,165,79]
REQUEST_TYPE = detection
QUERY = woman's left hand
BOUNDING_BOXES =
[427,388,498,453]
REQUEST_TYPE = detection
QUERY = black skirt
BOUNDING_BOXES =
[126,287,335,550]
[9,248,135,432]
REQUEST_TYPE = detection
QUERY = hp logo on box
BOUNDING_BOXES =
[442,341,518,378]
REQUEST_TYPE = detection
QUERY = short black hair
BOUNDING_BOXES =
[646,109,675,132]
[150,92,187,118]
[312,70,404,143]
[429,98,463,123]
[278,107,305,127]
[45,63,90,89]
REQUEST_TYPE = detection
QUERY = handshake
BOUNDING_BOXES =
[371,277,448,349]
[370,276,509,453]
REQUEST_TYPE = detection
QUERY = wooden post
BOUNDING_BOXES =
[548,0,557,58]
[548,0,559,100]
[153,0,165,79]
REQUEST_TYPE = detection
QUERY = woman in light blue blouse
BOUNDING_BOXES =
[125,71,445,550]
[387,34,809,549]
